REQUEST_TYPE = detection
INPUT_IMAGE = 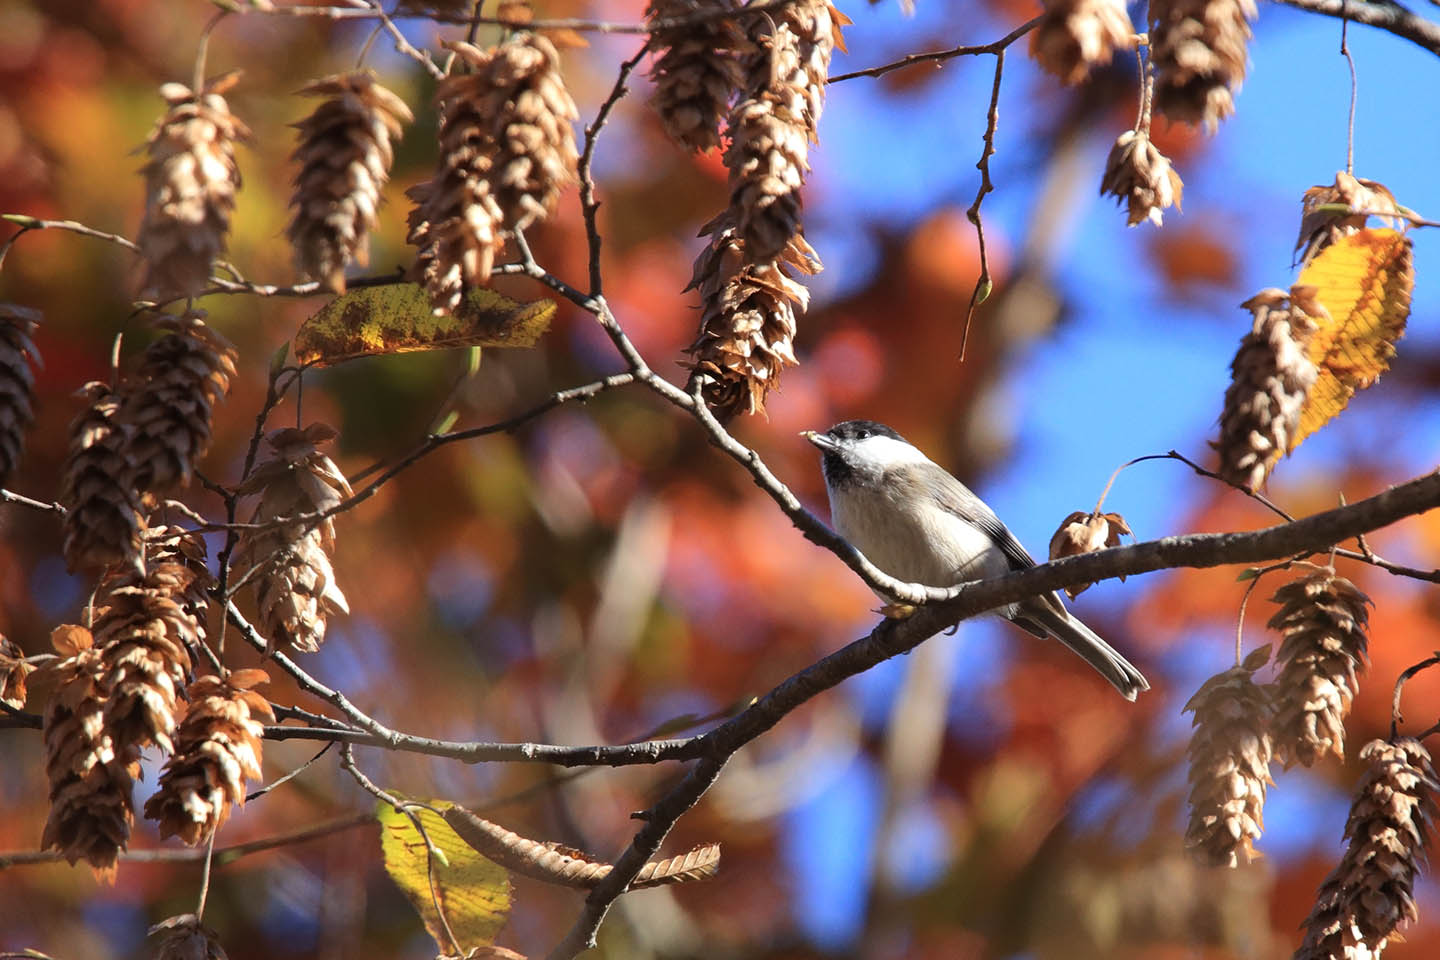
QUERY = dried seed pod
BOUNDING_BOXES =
[145,524,215,647]
[287,71,413,292]
[60,382,145,574]
[1047,509,1131,598]
[0,303,41,488]
[724,0,845,263]
[1183,648,1274,867]
[1029,0,1135,85]
[40,625,137,879]
[137,72,250,298]
[407,34,579,314]
[1295,171,1402,267]
[122,310,238,504]
[1266,567,1370,768]
[236,424,352,652]
[646,0,745,152]
[1100,129,1184,227]
[1213,286,1328,492]
[149,913,230,960]
[1148,0,1256,133]
[683,216,819,420]
[1295,738,1439,959]
[145,669,272,845]
[0,635,32,710]
[94,563,198,756]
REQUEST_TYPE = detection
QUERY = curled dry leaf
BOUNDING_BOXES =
[1047,509,1132,598]
[0,635,32,710]
[1295,171,1401,267]
[149,913,229,960]
[442,804,721,889]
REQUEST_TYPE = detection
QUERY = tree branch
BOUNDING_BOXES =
[1272,0,1440,55]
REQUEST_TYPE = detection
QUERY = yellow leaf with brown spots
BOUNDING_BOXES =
[378,799,512,954]
[1292,228,1414,450]
[293,283,555,367]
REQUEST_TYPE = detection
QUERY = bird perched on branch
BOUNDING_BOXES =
[803,419,1149,701]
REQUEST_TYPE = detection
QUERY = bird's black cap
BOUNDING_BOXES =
[822,420,906,444]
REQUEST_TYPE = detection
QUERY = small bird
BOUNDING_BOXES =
[803,419,1149,700]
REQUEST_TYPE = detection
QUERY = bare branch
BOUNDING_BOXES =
[828,17,1039,83]
[1272,0,1440,56]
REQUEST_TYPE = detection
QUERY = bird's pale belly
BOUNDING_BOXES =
[831,485,1009,587]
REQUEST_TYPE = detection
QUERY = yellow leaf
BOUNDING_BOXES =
[1293,228,1414,450]
[293,284,556,367]
[378,800,512,954]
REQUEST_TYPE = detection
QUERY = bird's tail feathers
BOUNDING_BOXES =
[1014,599,1150,701]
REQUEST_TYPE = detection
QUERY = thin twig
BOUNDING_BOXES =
[827,17,1040,83]
[1391,651,1440,739]
[194,830,217,921]
[961,48,1006,360]
[578,40,652,297]
[1340,5,1358,174]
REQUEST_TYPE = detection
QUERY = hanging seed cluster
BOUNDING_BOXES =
[236,424,353,653]
[137,73,250,299]
[1100,130,1184,227]
[1267,568,1371,768]
[1029,0,1135,85]
[59,311,236,575]
[1213,286,1326,493]
[1183,649,1275,868]
[407,35,579,314]
[1148,0,1257,133]
[0,304,40,489]
[288,71,413,293]
[645,0,845,419]
[646,0,745,152]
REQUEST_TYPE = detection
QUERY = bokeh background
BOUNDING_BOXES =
[1,0,1439,957]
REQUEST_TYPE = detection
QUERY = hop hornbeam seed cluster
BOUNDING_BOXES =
[1183,647,1274,868]
[60,382,146,574]
[1148,0,1256,133]
[1267,567,1371,768]
[237,424,352,653]
[40,624,137,878]
[59,311,236,574]
[287,71,413,293]
[646,0,745,152]
[94,563,199,758]
[146,669,273,845]
[1047,509,1131,598]
[1029,0,1135,85]
[0,303,41,489]
[1100,129,1184,227]
[407,34,579,314]
[723,0,843,264]
[1295,171,1402,267]
[1214,285,1327,492]
[123,311,238,503]
[1295,738,1439,959]
[137,72,250,299]
[683,217,818,419]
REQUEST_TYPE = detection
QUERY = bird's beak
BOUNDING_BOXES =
[801,430,834,451]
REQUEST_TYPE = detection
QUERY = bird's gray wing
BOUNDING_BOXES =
[930,481,1068,618]
[929,482,1037,572]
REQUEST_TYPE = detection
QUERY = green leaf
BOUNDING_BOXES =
[377,799,512,954]
[293,283,555,367]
